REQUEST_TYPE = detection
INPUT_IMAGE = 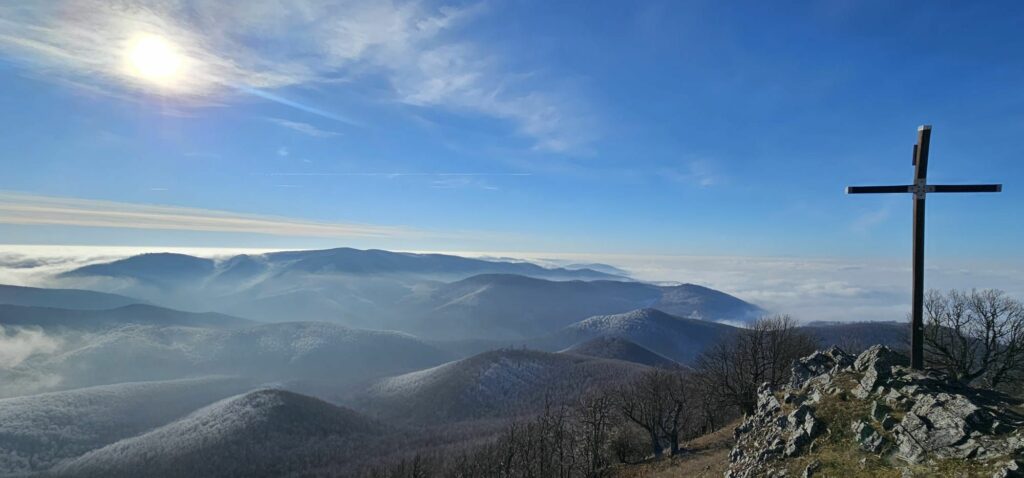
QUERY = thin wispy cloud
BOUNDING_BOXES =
[430,176,500,190]
[851,204,893,234]
[263,118,341,138]
[660,159,723,188]
[0,191,413,239]
[257,172,532,177]
[243,88,362,126]
[0,0,589,151]
[0,326,61,369]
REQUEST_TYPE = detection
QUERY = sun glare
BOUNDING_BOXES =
[126,34,183,87]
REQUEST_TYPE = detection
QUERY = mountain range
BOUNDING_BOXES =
[0,247,914,477]
[0,276,917,477]
[51,248,763,338]
[1,318,451,397]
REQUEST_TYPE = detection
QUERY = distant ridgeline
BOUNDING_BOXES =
[53,247,764,339]
[0,254,935,477]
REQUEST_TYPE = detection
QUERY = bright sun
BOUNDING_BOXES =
[126,34,183,87]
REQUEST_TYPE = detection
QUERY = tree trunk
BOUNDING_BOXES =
[649,430,663,458]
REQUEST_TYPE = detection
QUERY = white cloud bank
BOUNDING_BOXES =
[0,326,61,368]
[0,0,590,151]
[449,251,1024,323]
[3,245,1022,324]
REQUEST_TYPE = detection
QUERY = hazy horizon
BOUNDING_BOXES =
[2,243,1021,324]
[1,2,1022,476]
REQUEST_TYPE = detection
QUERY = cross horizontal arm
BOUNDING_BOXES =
[930,184,1002,193]
[846,185,912,194]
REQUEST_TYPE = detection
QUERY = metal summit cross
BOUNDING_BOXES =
[846,125,1002,370]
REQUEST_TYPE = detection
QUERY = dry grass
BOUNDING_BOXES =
[777,372,1013,478]
[608,420,737,478]
[610,370,1019,478]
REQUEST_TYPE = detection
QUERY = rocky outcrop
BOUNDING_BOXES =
[727,345,1024,478]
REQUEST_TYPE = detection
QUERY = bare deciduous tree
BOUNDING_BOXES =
[574,392,614,477]
[694,315,817,415]
[924,288,1024,389]
[616,369,691,458]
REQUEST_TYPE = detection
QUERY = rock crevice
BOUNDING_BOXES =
[727,345,1024,478]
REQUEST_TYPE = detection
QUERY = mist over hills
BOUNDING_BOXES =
[1,318,451,397]
[0,303,251,330]
[354,348,649,424]
[538,308,736,363]
[53,248,763,336]
[0,247,819,476]
[60,248,623,290]
[0,277,919,477]
[405,275,762,340]
[0,284,143,310]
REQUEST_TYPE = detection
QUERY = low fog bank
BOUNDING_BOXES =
[4,245,1022,323]
[456,251,1024,322]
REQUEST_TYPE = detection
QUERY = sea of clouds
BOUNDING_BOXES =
[1,245,1022,325]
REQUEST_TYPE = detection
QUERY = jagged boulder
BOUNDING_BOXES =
[852,420,886,453]
[993,459,1023,478]
[895,392,994,462]
[851,345,908,398]
[790,346,855,389]
[785,404,822,457]
[726,346,1024,478]
[727,385,824,478]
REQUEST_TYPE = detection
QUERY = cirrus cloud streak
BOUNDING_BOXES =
[0,191,414,239]
[0,0,591,151]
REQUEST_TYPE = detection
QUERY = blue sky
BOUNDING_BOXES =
[0,0,1021,263]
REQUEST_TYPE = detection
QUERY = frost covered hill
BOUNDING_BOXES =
[560,336,681,368]
[540,308,737,364]
[0,376,253,476]
[409,276,761,340]
[354,348,650,424]
[0,284,144,310]
[3,321,451,397]
[655,283,763,322]
[54,389,382,478]
[0,303,252,330]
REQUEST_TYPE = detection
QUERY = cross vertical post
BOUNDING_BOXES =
[846,125,1001,370]
[910,125,931,370]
